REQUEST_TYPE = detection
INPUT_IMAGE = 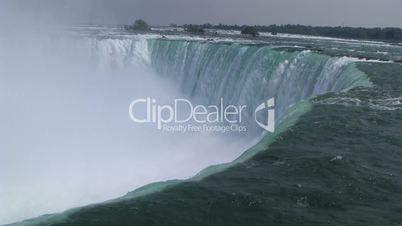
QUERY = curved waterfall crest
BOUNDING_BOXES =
[90,38,371,134]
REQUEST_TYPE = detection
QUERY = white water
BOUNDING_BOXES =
[0,31,371,224]
[0,34,253,224]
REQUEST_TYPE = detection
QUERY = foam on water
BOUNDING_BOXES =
[0,32,373,224]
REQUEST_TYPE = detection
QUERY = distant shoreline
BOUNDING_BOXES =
[176,24,402,43]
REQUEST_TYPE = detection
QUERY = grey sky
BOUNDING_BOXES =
[1,0,402,28]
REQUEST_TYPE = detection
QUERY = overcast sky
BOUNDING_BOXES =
[1,0,402,28]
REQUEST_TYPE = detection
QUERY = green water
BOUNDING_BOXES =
[11,37,402,226]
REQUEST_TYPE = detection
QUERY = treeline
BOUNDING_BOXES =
[182,24,402,41]
[125,19,151,31]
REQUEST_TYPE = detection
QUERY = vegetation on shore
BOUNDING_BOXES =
[185,25,205,34]
[241,26,259,37]
[125,19,402,41]
[125,19,151,31]
[184,23,402,41]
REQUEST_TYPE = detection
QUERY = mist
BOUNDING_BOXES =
[2,0,397,224]
[0,13,254,225]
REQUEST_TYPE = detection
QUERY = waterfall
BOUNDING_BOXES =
[0,34,374,224]
[91,38,371,135]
